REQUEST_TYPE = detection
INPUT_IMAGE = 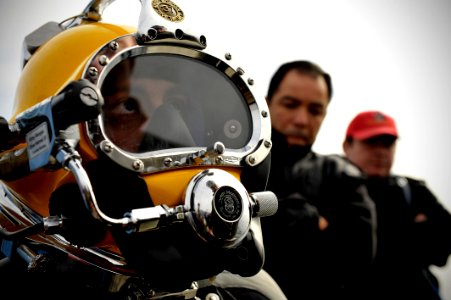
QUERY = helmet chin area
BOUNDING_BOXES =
[118,168,270,286]
[45,160,269,289]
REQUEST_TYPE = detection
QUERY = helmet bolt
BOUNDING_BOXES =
[109,41,119,50]
[206,293,221,300]
[132,160,144,171]
[163,157,173,167]
[102,142,113,153]
[215,156,224,164]
[88,66,98,79]
[99,55,109,66]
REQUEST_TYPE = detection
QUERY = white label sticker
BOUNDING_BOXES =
[26,122,50,159]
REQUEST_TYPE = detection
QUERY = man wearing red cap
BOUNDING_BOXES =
[343,110,451,300]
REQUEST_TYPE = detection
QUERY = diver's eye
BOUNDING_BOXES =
[106,97,141,116]
[103,96,147,127]
[122,97,140,113]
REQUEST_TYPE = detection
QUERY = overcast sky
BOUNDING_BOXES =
[1,0,451,298]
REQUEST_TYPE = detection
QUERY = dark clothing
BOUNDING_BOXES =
[261,130,377,300]
[362,176,451,300]
[0,265,275,300]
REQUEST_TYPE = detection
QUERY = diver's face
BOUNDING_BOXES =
[101,59,185,152]
[103,78,179,152]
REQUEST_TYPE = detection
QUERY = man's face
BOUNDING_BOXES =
[344,135,397,177]
[102,59,185,152]
[267,70,329,147]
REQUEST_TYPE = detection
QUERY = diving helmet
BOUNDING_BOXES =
[0,0,275,296]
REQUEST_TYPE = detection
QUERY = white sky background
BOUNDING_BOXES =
[1,0,450,298]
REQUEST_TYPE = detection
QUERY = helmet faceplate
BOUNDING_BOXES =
[83,34,271,175]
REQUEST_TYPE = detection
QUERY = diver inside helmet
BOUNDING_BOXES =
[48,54,265,290]
[0,0,280,298]
[47,26,270,293]
[100,53,251,154]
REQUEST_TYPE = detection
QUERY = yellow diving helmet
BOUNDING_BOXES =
[0,0,275,296]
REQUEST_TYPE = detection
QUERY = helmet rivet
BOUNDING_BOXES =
[88,66,98,79]
[175,29,184,39]
[206,293,221,300]
[102,142,113,153]
[225,53,232,60]
[132,160,144,170]
[247,78,254,85]
[264,140,272,148]
[147,28,158,40]
[200,35,207,46]
[248,156,256,164]
[163,157,173,167]
[109,41,119,50]
[99,55,109,66]
[236,67,245,75]
[261,110,268,118]
[215,156,224,164]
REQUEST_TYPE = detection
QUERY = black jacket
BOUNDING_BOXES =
[362,175,451,300]
[261,130,377,300]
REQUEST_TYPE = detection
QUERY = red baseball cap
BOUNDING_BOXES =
[346,111,398,140]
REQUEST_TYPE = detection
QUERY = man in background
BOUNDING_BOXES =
[261,60,377,299]
[343,110,451,300]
